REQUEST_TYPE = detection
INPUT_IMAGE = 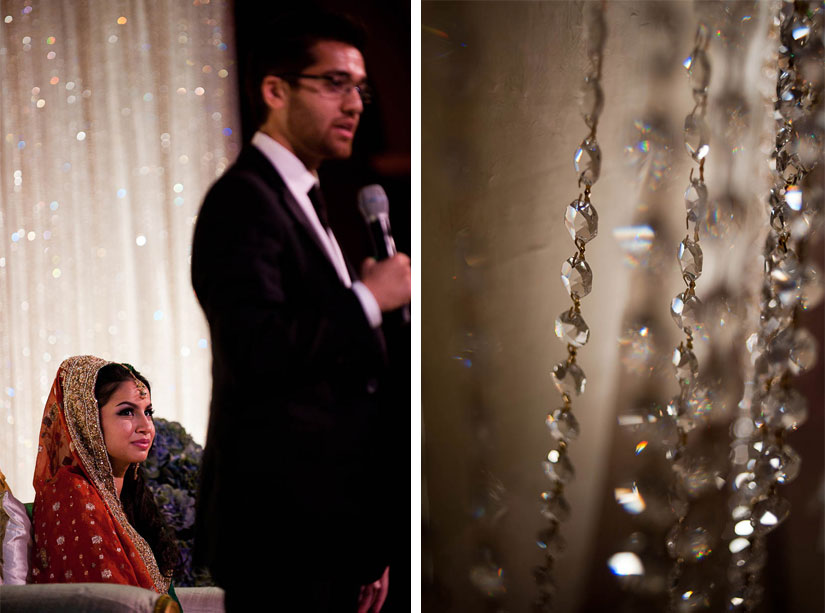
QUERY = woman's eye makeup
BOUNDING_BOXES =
[116,406,154,418]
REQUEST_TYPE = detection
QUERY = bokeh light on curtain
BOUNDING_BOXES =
[0,0,240,502]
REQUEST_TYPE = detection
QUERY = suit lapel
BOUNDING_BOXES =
[237,147,341,279]
[236,147,386,357]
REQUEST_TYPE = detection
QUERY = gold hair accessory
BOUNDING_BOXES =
[121,363,148,399]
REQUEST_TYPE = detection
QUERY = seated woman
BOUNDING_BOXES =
[31,355,179,596]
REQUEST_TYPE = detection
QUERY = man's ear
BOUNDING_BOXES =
[261,75,288,112]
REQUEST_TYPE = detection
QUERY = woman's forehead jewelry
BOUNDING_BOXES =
[121,363,148,399]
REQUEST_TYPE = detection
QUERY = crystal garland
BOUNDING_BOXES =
[724,2,824,611]
[664,19,713,612]
[454,232,510,603]
[534,3,606,609]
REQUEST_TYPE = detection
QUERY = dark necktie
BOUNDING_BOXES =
[308,184,330,229]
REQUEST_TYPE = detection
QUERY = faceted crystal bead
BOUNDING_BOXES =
[741,583,766,611]
[776,122,794,151]
[789,116,823,171]
[671,292,702,331]
[667,395,696,433]
[624,117,672,190]
[533,564,556,589]
[672,455,719,497]
[706,193,740,239]
[684,179,708,225]
[764,231,791,269]
[720,92,749,149]
[731,469,769,501]
[618,398,662,428]
[687,48,711,102]
[798,53,825,89]
[785,15,816,52]
[533,567,557,612]
[551,361,586,396]
[759,387,808,431]
[779,151,803,183]
[578,77,603,129]
[763,326,794,378]
[677,238,703,281]
[545,408,579,442]
[469,563,506,597]
[542,448,574,484]
[670,494,689,520]
[788,327,818,374]
[672,346,698,387]
[728,590,748,612]
[564,199,599,244]
[560,255,593,299]
[574,136,602,186]
[555,309,590,347]
[769,203,791,233]
[731,416,756,440]
[755,443,801,485]
[784,184,803,212]
[655,412,681,459]
[684,382,712,422]
[536,525,566,556]
[800,262,825,310]
[752,496,791,535]
[777,84,805,121]
[674,588,711,611]
[606,550,646,579]
[769,251,802,307]
[617,322,657,375]
[684,112,709,161]
[671,564,713,609]
[735,538,767,573]
[665,523,713,562]
[773,148,790,175]
[540,490,571,522]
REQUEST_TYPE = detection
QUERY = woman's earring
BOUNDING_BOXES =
[133,463,140,479]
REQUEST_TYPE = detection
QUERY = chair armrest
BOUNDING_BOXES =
[0,583,180,613]
[174,586,226,613]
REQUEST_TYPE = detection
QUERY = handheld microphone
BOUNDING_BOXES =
[358,184,396,260]
[357,184,410,324]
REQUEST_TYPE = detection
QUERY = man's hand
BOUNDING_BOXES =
[361,254,411,312]
[357,566,390,613]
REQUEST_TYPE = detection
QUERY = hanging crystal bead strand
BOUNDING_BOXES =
[664,21,712,613]
[533,3,606,611]
[725,3,824,611]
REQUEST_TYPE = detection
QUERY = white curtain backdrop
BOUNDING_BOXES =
[0,0,240,502]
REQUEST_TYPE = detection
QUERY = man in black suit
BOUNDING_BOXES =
[190,11,410,612]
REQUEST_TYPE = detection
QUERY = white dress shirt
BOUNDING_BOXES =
[251,131,382,328]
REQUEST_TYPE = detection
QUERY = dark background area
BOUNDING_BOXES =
[232,2,412,610]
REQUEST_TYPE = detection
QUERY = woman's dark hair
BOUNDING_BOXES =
[95,363,181,579]
[246,9,367,126]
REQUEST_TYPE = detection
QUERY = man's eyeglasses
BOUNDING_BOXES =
[280,73,373,104]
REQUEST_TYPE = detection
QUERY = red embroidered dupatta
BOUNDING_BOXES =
[31,355,170,593]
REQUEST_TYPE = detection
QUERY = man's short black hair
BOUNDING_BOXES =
[246,9,367,127]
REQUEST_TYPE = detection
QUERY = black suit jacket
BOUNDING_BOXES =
[191,146,390,587]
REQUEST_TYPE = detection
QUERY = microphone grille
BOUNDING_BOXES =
[358,184,389,219]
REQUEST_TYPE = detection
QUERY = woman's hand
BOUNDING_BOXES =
[357,566,390,613]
